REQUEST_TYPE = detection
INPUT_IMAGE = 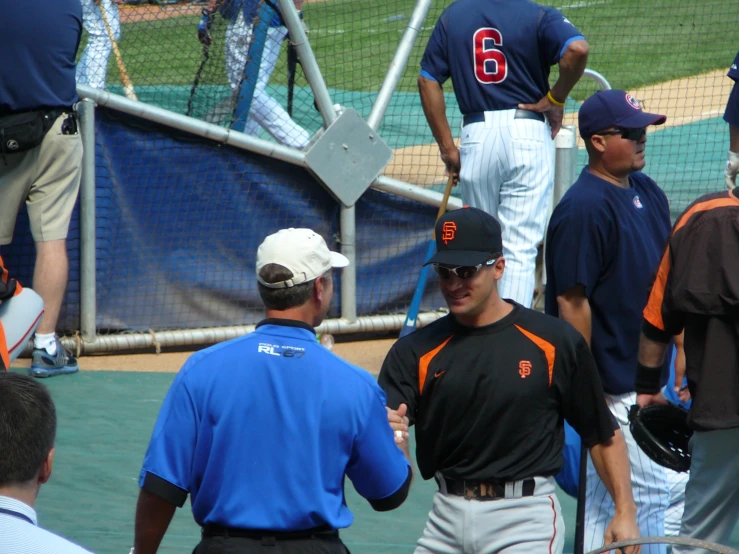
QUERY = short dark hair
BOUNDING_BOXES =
[0,373,56,486]
[258,263,317,310]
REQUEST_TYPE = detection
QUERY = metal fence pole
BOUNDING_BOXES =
[343,0,433,323]
[78,99,97,342]
[583,68,611,91]
[277,0,363,321]
[553,125,578,206]
[366,0,432,131]
[277,0,336,129]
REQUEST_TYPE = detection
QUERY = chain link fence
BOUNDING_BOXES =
[12,0,732,338]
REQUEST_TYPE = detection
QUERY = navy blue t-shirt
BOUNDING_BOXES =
[140,320,410,530]
[724,50,739,127]
[420,0,584,114]
[0,0,81,113]
[545,169,672,395]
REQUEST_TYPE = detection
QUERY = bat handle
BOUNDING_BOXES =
[124,85,138,102]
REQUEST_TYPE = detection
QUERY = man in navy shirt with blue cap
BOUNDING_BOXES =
[133,228,412,554]
[546,89,686,553]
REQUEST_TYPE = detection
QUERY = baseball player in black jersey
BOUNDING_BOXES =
[636,188,739,552]
[379,207,640,554]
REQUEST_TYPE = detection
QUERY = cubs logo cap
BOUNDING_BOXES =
[425,207,503,267]
[578,89,666,138]
[256,228,349,289]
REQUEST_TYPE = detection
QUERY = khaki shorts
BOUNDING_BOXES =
[0,112,83,245]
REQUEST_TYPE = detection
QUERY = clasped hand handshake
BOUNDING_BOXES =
[386,403,410,444]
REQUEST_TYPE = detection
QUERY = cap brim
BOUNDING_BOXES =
[424,249,492,267]
[618,111,666,129]
[330,251,350,268]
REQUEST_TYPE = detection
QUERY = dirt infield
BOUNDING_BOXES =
[119,3,203,23]
[11,338,395,375]
[384,70,733,183]
[119,0,327,22]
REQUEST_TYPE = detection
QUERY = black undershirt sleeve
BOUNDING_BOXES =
[561,336,618,448]
[377,343,419,424]
[642,319,673,343]
[141,471,188,508]
[367,466,412,512]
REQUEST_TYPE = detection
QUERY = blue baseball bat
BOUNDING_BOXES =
[399,173,455,338]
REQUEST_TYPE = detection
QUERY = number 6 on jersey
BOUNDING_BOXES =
[474,28,507,84]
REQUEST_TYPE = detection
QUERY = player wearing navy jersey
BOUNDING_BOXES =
[379,207,639,554]
[199,0,311,148]
[724,50,739,188]
[637,188,739,553]
[545,89,685,553]
[418,0,589,307]
[134,228,411,554]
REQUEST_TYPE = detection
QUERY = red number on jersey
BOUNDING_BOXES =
[474,28,507,84]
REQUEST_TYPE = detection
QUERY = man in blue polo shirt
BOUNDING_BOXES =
[545,89,687,553]
[134,228,412,554]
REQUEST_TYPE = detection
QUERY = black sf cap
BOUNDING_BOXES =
[425,207,503,267]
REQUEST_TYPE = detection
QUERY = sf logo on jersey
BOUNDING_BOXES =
[519,360,532,379]
[442,222,457,244]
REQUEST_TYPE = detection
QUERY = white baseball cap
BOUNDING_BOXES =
[256,228,349,289]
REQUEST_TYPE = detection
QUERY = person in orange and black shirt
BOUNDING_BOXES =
[379,207,640,554]
[0,256,21,371]
[636,188,739,553]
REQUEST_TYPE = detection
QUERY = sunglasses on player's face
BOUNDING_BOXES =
[433,258,497,280]
[599,127,647,141]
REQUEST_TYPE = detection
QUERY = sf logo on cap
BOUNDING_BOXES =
[442,222,457,244]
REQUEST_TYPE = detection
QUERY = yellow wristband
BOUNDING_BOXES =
[547,90,565,107]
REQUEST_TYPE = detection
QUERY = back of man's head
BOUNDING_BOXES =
[255,228,349,311]
[0,373,56,486]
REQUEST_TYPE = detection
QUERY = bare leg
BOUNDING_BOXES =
[32,240,68,335]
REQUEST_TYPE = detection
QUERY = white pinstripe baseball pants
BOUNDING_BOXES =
[585,391,672,554]
[458,110,554,307]
[226,13,310,149]
[76,0,120,90]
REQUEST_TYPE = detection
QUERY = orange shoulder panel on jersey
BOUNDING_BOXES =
[0,323,8,371]
[0,256,22,298]
[418,336,453,394]
[513,324,555,386]
[643,193,739,331]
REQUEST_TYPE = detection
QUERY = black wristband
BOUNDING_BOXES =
[635,362,662,394]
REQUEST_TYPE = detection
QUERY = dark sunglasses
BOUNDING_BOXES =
[598,127,647,141]
[433,258,497,280]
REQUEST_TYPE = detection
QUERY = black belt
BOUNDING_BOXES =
[437,476,536,501]
[463,109,545,126]
[202,523,337,541]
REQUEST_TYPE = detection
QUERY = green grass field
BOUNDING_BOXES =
[86,0,738,98]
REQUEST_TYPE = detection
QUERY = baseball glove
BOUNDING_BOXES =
[628,404,692,472]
